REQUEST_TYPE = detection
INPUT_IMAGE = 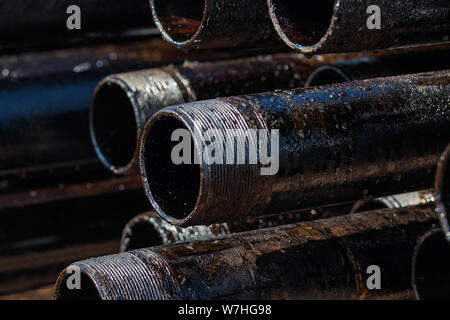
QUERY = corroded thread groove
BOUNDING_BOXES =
[141,70,450,227]
[54,250,180,300]
[55,206,435,300]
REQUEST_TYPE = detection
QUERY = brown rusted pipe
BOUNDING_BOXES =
[91,53,335,174]
[120,203,355,251]
[54,206,434,300]
[267,1,450,55]
[412,228,450,300]
[141,70,450,226]
[435,144,450,242]
[150,0,278,49]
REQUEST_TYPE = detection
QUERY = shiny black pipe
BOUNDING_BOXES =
[55,206,434,300]
[267,0,450,55]
[141,70,450,226]
[0,0,155,50]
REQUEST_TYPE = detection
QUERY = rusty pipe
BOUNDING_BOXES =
[141,70,450,226]
[435,144,450,242]
[412,228,450,300]
[267,0,450,55]
[120,203,355,251]
[55,206,435,300]
[306,50,450,87]
[91,53,334,174]
[150,0,278,49]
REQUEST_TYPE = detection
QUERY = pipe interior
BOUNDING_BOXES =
[56,272,101,300]
[443,157,449,214]
[143,116,200,220]
[153,0,204,42]
[126,220,163,250]
[92,82,137,170]
[307,67,350,86]
[414,231,450,299]
[269,0,335,46]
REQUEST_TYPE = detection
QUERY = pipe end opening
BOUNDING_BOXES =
[55,270,101,300]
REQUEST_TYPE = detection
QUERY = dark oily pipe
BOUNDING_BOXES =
[150,0,278,49]
[267,0,450,55]
[305,51,450,87]
[350,191,434,214]
[435,144,450,241]
[120,203,354,251]
[0,0,155,48]
[0,39,213,178]
[141,70,450,226]
[91,53,336,174]
[412,228,450,300]
[55,206,435,300]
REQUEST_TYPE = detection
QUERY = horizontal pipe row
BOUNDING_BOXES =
[54,205,436,300]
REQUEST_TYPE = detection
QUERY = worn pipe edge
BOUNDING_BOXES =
[435,144,450,242]
[141,70,450,226]
[412,228,450,300]
[267,0,450,55]
[150,0,276,49]
[55,206,435,300]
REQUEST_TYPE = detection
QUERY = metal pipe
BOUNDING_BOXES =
[91,53,337,174]
[412,228,450,300]
[267,0,450,55]
[305,50,450,87]
[0,0,155,50]
[435,144,450,241]
[55,206,435,300]
[120,203,355,251]
[150,0,278,49]
[0,39,214,179]
[141,70,450,226]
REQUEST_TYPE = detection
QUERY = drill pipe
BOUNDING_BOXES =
[0,0,155,49]
[120,203,354,251]
[0,39,216,178]
[55,206,435,300]
[435,144,450,241]
[150,0,278,49]
[267,0,450,55]
[141,70,450,226]
[412,228,450,300]
[91,53,337,174]
[305,51,450,87]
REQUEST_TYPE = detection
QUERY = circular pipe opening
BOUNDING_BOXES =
[91,81,138,174]
[268,0,335,49]
[142,114,200,223]
[413,230,450,299]
[55,271,101,300]
[306,65,351,87]
[124,219,163,251]
[151,0,205,45]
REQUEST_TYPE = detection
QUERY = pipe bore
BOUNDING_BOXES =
[54,272,101,300]
[267,0,335,50]
[412,229,450,300]
[141,114,200,224]
[90,81,139,174]
[151,0,205,45]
